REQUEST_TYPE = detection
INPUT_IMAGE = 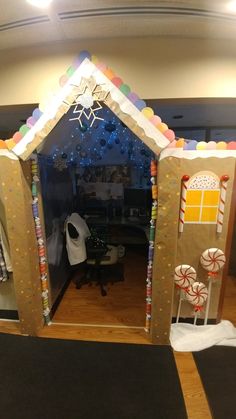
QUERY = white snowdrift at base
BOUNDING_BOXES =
[170,320,236,352]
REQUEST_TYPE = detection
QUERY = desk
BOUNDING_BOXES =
[86,216,150,245]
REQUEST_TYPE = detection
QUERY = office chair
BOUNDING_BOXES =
[68,223,123,296]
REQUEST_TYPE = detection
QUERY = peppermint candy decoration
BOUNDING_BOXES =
[200,248,226,273]
[174,264,197,289]
[186,282,208,310]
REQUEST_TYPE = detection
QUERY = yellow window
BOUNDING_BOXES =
[186,190,202,206]
[184,206,201,222]
[203,190,220,206]
[201,207,218,222]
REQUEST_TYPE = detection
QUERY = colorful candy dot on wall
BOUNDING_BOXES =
[32,108,43,121]
[19,124,30,136]
[227,141,236,150]
[127,92,139,103]
[119,84,131,96]
[184,140,198,150]
[66,66,76,78]
[142,107,154,119]
[149,115,162,127]
[26,116,36,127]
[111,77,123,88]
[216,141,227,150]
[13,131,23,143]
[206,141,217,150]
[157,122,168,133]
[79,50,91,62]
[196,141,207,150]
[176,138,185,148]
[134,99,146,111]
[164,129,175,142]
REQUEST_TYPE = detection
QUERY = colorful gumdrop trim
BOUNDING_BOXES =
[31,157,51,325]
[145,159,158,331]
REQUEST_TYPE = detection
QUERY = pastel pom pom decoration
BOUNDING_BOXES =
[119,84,131,96]
[157,122,168,133]
[174,265,196,289]
[135,99,146,111]
[26,116,36,127]
[13,131,23,143]
[149,115,162,127]
[200,248,226,273]
[32,108,43,121]
[128,92,139,103]
[59,74,68,87]
[142,107,154,119]
[78,50,91,62]
[186,282,208,311]
[19,124,30,136]
[111,77,123,88]
[164,129,175,141]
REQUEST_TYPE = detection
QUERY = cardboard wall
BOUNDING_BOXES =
[0,185,17,311]
[152,155,236,344]
[0,156,44,334]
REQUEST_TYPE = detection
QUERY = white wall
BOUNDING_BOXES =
[1,36,236,106]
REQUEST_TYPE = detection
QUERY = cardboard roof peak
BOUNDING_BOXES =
[2,51,175,161]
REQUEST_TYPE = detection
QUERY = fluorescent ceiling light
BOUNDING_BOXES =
[27,0,53,7]
[227,1,236,12]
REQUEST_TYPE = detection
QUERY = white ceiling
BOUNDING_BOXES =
[1,0,236,51]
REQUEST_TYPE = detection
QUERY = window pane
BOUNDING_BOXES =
[203,190,220,206]
[185,206,201,222]
[201,207,218,222]
[186,190,202,205]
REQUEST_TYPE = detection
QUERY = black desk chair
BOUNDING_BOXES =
[69,224,123,296]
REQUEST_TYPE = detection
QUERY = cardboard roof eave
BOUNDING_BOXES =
[9,58,170,161]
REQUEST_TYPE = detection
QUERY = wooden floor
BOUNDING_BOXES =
[0,269,235,418]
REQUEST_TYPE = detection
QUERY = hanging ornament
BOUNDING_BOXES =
[105,122,116,132]
[100,138,106,147]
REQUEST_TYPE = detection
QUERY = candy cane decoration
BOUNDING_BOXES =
[174,265,196,323]
[186,282,208,325]
[217,175,229,234]
[200,248,226,325]
[179,175,190,233]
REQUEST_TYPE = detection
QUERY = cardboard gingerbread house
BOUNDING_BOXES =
[0,51,235,344]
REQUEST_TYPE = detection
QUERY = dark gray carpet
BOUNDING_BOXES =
[0,333,187,419]
[194,346,236,419]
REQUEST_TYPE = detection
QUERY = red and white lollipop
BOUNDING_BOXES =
[186,282,208,311]
[200,248,226,325]
[200,248,226,274]
[174,265,196,323]
[174,264,196,290]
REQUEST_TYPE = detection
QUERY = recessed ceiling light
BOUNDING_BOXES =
[27,0,53,7]
[227,1,236,12]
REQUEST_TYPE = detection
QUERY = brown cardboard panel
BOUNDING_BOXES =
[0,157,44,334]
[151,156,181,344]
[174,157,236,320]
